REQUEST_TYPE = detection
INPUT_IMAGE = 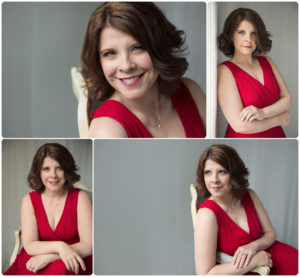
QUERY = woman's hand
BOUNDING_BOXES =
[26,254,54,273]
[240,106,265,122]
[232,244,257,269]
[58,242,86,274]
[251,251,273,268]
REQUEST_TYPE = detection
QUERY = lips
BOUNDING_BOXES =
[48,180,59,185]
[211,186,222,191]
[119,73,144,87]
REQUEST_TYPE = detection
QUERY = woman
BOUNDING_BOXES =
[194,144,298,275]
[81,2,206,138]
[5,143,92,275]
[217,8,291,138]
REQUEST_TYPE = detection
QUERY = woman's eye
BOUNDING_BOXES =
[42,167,49,171]
[132,45,145,51]
[102,50,116,57]
[204,170,211,175]
[238,30,244,34]
[219,170,228,174]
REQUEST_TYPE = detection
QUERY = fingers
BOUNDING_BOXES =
[76,255,86,272]
[240,108,257,122]
[63,254,85,274]
[26,262,37,273]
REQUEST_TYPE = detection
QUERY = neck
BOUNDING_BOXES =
[42,187,67,199]
[232,52,255,65]
[120,82,162,128]
[211,193,240,211]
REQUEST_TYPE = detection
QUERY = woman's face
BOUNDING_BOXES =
[99,26,159,100]
[232,20,257,56]
[40,157,66,192]
[204,159,232,198]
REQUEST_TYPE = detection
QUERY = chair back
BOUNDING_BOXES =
[71,67,89,138]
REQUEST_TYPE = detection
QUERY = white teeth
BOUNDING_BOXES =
[122,76,139,84]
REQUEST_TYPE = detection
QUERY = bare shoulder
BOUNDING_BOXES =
[196,207,217,225]
[89,117,128,138]
[264,56,280,71]
[182,77,205,101]
[247,188,262,205]
[21,193,35,217]
[21,194,33,209]
[78,190,92,206]
[217,63,234,80]
[181,77,206,125]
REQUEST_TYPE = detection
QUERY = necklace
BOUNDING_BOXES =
[120,94,161,128]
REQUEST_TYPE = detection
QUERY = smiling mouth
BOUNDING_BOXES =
[119,73,144,86]
[212,186,222,190]
[49,181,59,185]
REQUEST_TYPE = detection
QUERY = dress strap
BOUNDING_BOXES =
[171,80,205,138]
[91,100,153,138]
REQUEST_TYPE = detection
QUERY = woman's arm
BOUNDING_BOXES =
[195,207,272,275]
[217,65,290,134]
[243,189,276,251]
[182,78,206,129]
[232,189,276,269]
[21,194,63,256]
[240,57,291,122]
[89,117,128,138]
[21,192,91,273]
[68,190,92,257]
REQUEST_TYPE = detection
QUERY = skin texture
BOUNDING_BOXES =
[218,20,291,134]
[194,159,275,275]
[88,26,206,138]
[21,157,92,274]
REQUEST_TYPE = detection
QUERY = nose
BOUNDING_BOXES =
[244,33,251,42]
[119,53,136,72]
[50,169,58,178]
[211,172,219,183]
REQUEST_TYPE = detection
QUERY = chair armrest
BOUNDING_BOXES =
[10,226,21,265]
[217,251,270,275]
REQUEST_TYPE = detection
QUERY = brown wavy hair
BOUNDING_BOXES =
[196,144,249,200]
[27,143,80,193]
[218,7,272,57]
[81,2,188,120]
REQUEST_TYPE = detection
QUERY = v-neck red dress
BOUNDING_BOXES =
[221,56,286,138]
[198,190,298,275]
[91,80,206,138]
[5,189,92,275]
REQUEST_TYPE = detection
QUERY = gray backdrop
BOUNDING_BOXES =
[94,139,298,274]
[216,2,298,138]
[2,2,206,138]
[2,139,93,272]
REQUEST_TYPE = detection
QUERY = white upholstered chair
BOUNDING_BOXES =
[9,182,93,265]
[71,67,89,138]
[190,184,270,275]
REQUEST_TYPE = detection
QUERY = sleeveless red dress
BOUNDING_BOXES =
[221,56,286,138]
[198,190,298,275]
[5,189,92,275]
[91,80,205,138]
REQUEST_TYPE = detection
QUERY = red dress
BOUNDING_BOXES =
[5,189,92,275]
[221,56,286,138]
[198,190,298,275]
[91,80,205,138]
